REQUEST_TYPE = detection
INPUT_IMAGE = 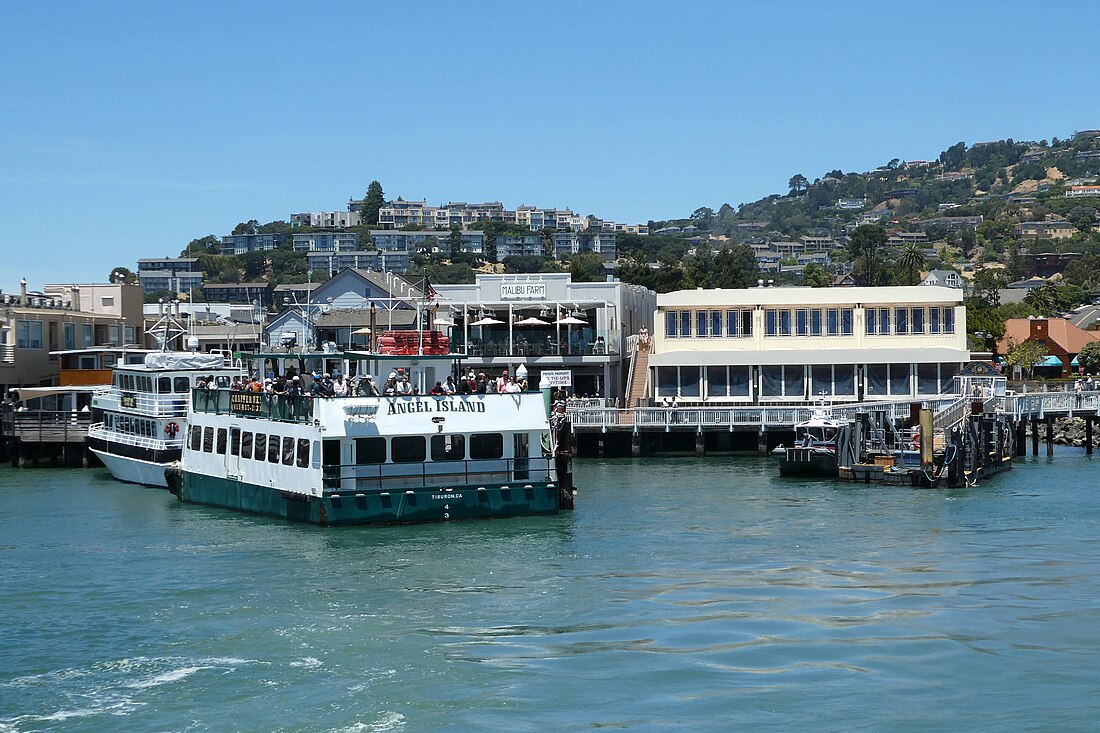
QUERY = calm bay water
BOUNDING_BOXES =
[1,452,1099,732]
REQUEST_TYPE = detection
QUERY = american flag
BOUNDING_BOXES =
[421,276,437,302]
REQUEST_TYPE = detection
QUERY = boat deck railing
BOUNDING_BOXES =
[322,456,555,493]
[87,423,182,451]
[96,389,189,418]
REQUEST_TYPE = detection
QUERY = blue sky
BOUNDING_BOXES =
[2,1,1098,290]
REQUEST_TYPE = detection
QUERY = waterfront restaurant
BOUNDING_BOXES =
[648,285,968,404]
[432,273,656,398]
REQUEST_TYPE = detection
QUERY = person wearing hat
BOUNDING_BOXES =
[475,373,488,394]
[398,373,413,396]
[496,369,509,393]
[383,372,399,396]
[357,374,380,396]
[287,374,302,397]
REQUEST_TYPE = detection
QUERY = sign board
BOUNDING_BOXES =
[500,283,546,300]
[540,369,572,387]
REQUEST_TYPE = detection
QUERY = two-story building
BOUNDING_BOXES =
[1,280,130,391]
[648,285,968,404]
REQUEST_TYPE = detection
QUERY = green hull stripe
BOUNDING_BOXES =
[179,473,561,525]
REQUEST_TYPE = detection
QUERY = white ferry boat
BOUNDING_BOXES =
[167,358,575,525]
[87,314,246,487]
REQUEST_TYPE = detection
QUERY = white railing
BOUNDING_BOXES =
[95,390,189,418]
[1008,392,1100,419]
[87,423,182,451]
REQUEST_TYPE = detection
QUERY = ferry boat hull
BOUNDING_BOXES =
[91,447,178,487]
[170,470,563,526]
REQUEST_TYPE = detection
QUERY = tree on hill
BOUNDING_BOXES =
[569,252,605,282]
[939,142,967,169]
[360,181,385,226]
[712,245,760,288]
[788,174,809,194]
[801,262,832,287]
[109,266,137,284]
[971,267,1007,306]
[847,224,888,285]
[181,235,220,257]
[1024,282,1060,316]
[232,220,259,235]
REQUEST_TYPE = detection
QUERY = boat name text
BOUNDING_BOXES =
[386,399,487,416]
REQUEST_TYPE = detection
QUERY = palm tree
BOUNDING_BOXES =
[1024,282,1059,316]
[898,243,927,285]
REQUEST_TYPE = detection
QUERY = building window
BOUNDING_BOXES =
[707,366,728,397]
[827,308,840,336]
[766,309,777,336]
[709,310,722,338]
[657,367,678,397]
[679,311,692,338]
[930,308,941,333]
[729,366,751,396]
[866,308,876,335]
[811,309,823,336]
[696,310,708,337]
[895,308,909,335]
[841,308,853,335]
[779,309,792,336]
[866,364,889,396]
[796,309,809,336]
[679,366,701,397]
[64,322,75,350]
[943,307,955,333]
[889,364,911,396]
[666,310,678,337]
[82,323,93,347]
[911,307,925,334]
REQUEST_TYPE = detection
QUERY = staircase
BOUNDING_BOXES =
[625,347,650,408]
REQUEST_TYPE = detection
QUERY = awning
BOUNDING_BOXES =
[1071,356,1080,366]
[1038,355,1064,367]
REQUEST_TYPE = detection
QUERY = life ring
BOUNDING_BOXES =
[165,421,180,437]
[909,431,920,451]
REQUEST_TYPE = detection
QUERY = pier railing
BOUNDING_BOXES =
[4,410,92,443]
[567,397,960,431]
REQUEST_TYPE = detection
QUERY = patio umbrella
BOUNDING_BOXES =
[470,317,505,326]
[432,317,456,327]
[515,316,551,326]
[351,327,372,335]
[555,315,587,325]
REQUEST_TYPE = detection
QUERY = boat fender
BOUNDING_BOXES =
[165,421,180,438]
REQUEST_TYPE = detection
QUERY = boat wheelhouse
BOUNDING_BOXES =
[87,350,246,487]
[171,382,573,526]
[773,408,842,478]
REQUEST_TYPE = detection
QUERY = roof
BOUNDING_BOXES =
[313,308,418,328]
[998,318,1100,355]
[202,282,272,289]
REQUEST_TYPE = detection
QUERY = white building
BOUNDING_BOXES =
[648,285,967,403]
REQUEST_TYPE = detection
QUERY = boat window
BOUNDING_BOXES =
[431,434,465,461]
[267,434,280,463]
[158,377,172,393]
[355,437,386,464]
[296,439,310,468]
[282,437,295,465]
[392,436,426,463]
[240,431,253,460]
[203,426,214,453]
[190,425,202,451]
[254,434,267,461]
[174,376,190,393]
[216,428,227,455]
[470,433,503,460]
[215,375,232,389]
[230,428,241,456]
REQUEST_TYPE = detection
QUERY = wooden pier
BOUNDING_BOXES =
[1,406,97,468]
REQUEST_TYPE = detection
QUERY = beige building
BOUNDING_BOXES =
[1,281,131,391]
[648,285,968,403]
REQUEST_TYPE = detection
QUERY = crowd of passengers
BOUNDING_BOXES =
[199,367,531,399]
